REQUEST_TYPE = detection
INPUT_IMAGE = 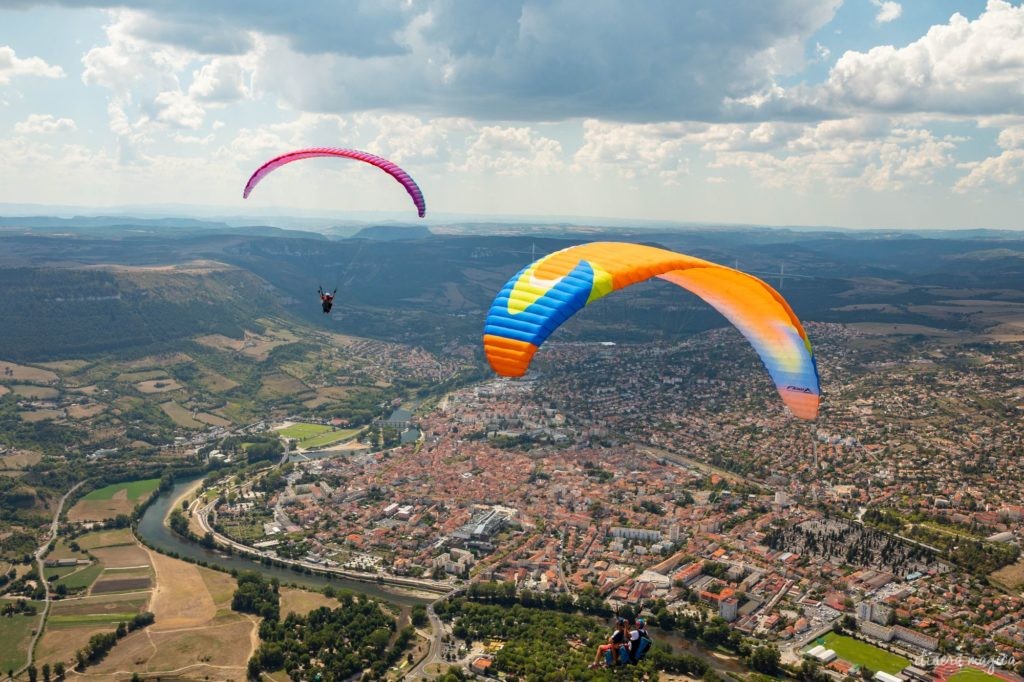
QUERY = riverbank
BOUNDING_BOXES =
[136,477,433,607]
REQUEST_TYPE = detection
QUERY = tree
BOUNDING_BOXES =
[27,665,38,682]
[411,604,428,627]
[750,645,780,675]
[42,663,51,682]
[53,662,65,680]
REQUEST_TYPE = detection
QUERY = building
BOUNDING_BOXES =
[470,657,494,676]
[720,597,738,622]
[857,601,873,622]
[892,625,938,652]
[611,526,662,542]
[860,620,895,642]
[805,646,837,664]
[873,672,904,682]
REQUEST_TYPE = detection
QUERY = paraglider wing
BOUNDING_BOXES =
[482,242,820,420]
[242,147,426,218]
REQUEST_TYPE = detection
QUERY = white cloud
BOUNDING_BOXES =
[189,57,252,104]
[13,114,77,134]
[459,125,563,176]
[574,120,692,181]
[153,89,205,129]
[710,121,957,192]
[0,46,65,85]
[870,0,902,24]
[955,150,1024,192]
[823,1,1024,115]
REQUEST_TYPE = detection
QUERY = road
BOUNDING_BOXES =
[404,601,445,679]
[14,480,85,680]
[191,496,450,594]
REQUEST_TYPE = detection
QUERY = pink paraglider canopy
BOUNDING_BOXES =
[242,147,426,218]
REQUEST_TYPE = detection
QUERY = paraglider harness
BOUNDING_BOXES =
[603,623,653,667]
[319,286,337,314]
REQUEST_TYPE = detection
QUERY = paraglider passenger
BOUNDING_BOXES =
[628,617,652,662]
[319,287,337,314]
[590,617,627,668]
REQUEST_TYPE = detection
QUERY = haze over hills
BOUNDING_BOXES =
[2,218,1023,363]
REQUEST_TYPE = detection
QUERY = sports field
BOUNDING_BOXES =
[301,428,362,448]
[278,422,361,448]
[278,422,331,439]
[82,478,161,501]
[821,632,910,674]
[950,669,1006,682]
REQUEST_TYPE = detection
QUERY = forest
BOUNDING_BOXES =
[247,589,412,681]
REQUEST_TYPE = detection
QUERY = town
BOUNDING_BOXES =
[187,322,1023,677]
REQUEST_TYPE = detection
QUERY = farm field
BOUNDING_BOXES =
[76,528,135,550]
[67,403,105,418]
[0,360,59,383]
[35,534,156,671]
[86,548,256,681]
[136,378,184,394]
[56,562,104,591]
[83,479,161,501]
[0,450,42,470]
[990,557,1024,591]
[0,607,43,673]
[20,409,63,422]
[68,478,160,522]
[11,385,60,399]
[820,632,910,674]
[160,400,204,428]
[50,592,149,617]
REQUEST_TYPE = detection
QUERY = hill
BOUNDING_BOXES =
[351,224,433,240]
[0,261,284,362]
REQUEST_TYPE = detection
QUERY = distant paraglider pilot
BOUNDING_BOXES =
[319,287,337,314]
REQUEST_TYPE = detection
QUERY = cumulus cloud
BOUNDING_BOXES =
[62,0,842,122]
[870,0,902,24]
[823,1,1024,115]
[0,46,65,85]
[571,116,958,193]
[188,57,253,104]
[574,120,693,181]
[955,150,1024,192]
[459,125,563,175]
[13,113,77,134]
[82,10,260,144]
[710,121,957,192]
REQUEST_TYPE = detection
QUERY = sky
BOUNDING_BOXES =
[0,0,1022,229]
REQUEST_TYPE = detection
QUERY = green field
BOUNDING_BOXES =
[950,669,1006,682]
[0,603,43,672]
[300,428,362,449]
[49,613,138,627]
[278,422,331,440]
[820,632,910,674]
[45,564,82,579]
[82,478,161,501]
[56,562,105,591]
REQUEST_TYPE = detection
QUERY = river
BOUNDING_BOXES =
[136,478,431,607]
